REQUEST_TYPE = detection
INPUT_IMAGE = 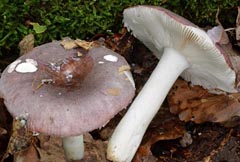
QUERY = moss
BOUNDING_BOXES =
[0,0,238,56]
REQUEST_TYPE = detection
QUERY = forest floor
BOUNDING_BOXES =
[0,26,240,162]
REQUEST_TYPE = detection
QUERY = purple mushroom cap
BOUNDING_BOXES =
[0,41,135,137]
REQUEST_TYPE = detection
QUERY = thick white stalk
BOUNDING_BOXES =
[107,48,190,162]
[62,135,84,161]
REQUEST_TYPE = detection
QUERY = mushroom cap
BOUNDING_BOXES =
[0,41,135,137]
[123,5,237,93]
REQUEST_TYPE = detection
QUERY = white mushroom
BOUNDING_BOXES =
[107,6,237,162]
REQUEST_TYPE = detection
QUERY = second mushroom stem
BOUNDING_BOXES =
[62,135,84,161]
[107,48,190,162]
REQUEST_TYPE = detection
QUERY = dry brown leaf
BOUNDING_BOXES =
[60,40,78,50]
[18,34,35,56]
[1,116,34,162]
[118,65,131,74]
[168,79,240,126]
[74,39,97,50]
[14,145,39,162]
[80,133,109,162]
[133,109,186,162]
[132,66,144,75]
[35,133,109,162]
[236,6,240,41]
[60,38,98,51]
[37,135,66,162]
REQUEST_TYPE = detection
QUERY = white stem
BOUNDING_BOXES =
[107,48,190,162]
[62,135,84,161]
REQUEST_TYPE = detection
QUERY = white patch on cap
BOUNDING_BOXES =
[15,62,38,73]
[98,61,105,64]
[103,55,118,62]
[7,60,22,73]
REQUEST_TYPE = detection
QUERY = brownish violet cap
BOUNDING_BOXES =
[0,41,135,137]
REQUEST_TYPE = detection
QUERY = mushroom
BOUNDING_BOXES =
[107,6,238,162]
[0,41,135,161]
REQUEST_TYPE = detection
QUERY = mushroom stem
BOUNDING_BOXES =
[107,47,190,162]
[62,135,84,161]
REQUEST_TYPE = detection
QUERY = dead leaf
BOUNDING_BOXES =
[118,65,131,74]
[74,39,96,50]
[60,40,78,50]
[77,52,83,57]
[80,133,109,162]
[35,133,109,162]
[14,145,39,162]
[37,135,67,162]
[18,34,35,56]
[1,116,34,162]
[132,66,144,75]
[168,79,240,126]
[133,108,186,162]
[60,38,98,51]
[236,7,240,41]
